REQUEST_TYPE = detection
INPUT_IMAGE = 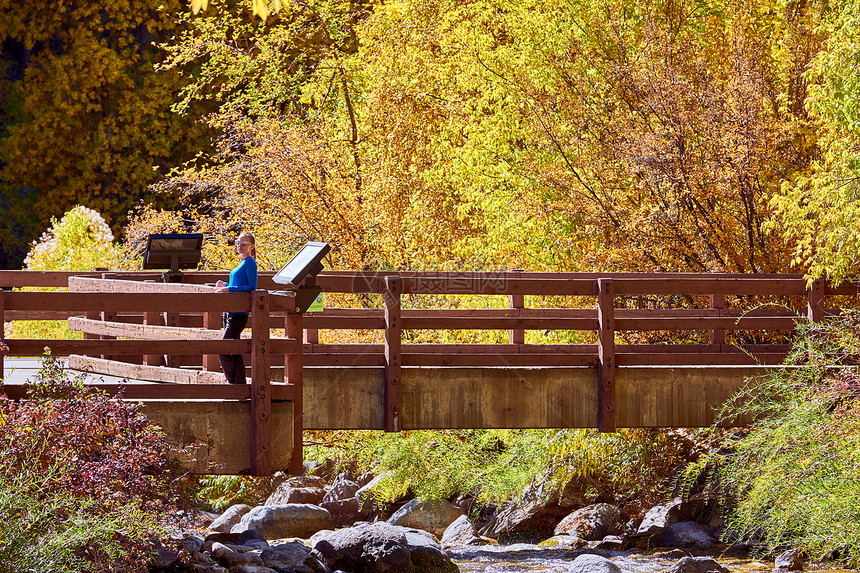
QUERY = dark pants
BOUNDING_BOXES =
[220,312,249,384]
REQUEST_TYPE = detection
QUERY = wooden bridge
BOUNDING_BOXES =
[0,270,851,476]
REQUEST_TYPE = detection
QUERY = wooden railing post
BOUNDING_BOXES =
[597,278,616,432]
[709,294,725,345]
[0,290,5,381]
[250,289,272,476]
[165,311,179,368]
[285,310,304,475]
[808,277,825,323]
[384,276,402,432]
[508,269,525,345]
[143,311,165,366]
[203,311,220,371]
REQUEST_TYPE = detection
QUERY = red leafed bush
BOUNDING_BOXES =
[2,355,186,509]
[0,354,198,571]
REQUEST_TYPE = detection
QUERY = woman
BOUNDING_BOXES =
[215,232,258,384]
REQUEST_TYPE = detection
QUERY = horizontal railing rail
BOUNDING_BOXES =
[1,270,855,472]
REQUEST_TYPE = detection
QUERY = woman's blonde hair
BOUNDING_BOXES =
[238,232,257,258]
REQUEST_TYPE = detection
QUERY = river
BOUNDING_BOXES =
[447,544,856,573]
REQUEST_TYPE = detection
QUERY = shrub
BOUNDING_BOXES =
[304,427,707,509]
[10,205,121,340]
[695,312,860,564]
[0,355,195,572]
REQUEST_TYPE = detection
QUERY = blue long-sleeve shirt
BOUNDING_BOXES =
[228,257,258,300]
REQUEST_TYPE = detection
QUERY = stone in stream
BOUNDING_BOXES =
[310,522,459,573]
[267,486,327,506]
[663,556,731,573]
[655,521,718,548]
[388,499,465,538]
[554,503,622,540]
[774,549,804,571]
[231,504,337,539]
[322,473,361,504]
[442,515,494,547]
[209,503,253,533]
[569,554,622,573]
[537,534,588,549]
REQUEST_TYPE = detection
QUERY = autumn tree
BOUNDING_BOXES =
[137,0,831,277]
[132,0,484,271]
[769,0,860,284]
[353,0,824,272]
[0,0,209,268]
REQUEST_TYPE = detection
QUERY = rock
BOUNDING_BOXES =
[232,504,336,540]
[537,535,588,549]
[238,529,266,545]
[355,473,389,511]
[441,515,486,547]
[181,535,205,553]
[638,499,687,535]
[230,566,278,573]
[152,546,181,569]
[591,535,625,550]
[310,530,336,547]
[267,486,327,506]
[388,499,465,538]
[655,521,718,548]
[210,504,254,533]
[320,497,370,527]
[554,503,622,541]
[480,473,582,542]
[775,549,804,571]
[286,475,329,489]
[259,542,330,573]
[205,532,241,545]
[310,522,459,573]
[663,556,731,573]
[211,542,264,568]
[569,554,622,573]
[188,550,218,566]
[322,473,361,504]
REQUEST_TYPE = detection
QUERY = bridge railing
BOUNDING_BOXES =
[2,270,859,466]
[0,278,297,475]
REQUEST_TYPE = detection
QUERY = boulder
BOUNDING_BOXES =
[267,486,327,506]
[441,515,487,547]
[322,473,360,504]
[284,475,329,489]
[774,549,804,571]
[151,546,180,569]
[321,497,370,527]
[655,521,718,548]
[259,542,330,573]
[355,473,390,511]
[537,535,588,549]
[310,522,459,573]
[211,542,264,568]
[638,499,687,535]
[554,503,622,540]
[663,557,731,573]
[591,535,625,550]
[388,499,465,538]
[210,504,253,533]
[228,566,277,573]
[232,504,337,540]
[480,473,586,542]
[569,554,622,573]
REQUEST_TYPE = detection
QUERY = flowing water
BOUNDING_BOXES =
[447,544,856,573]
